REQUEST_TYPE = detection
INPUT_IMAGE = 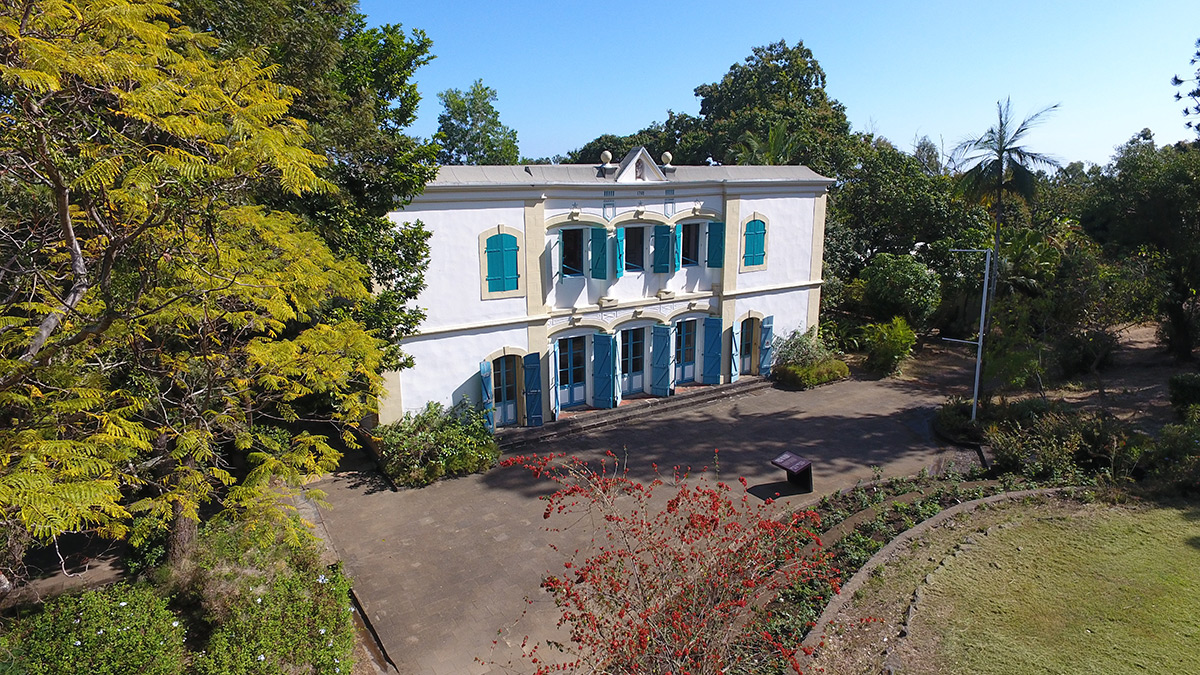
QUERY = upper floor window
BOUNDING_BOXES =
[625,226,645,271]
[485,233,520,292]
[561,229,584,277]
[478,225,524,300]
[681,223,701,267]
[743,218,766,269]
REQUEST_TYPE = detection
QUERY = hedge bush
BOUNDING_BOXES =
[773,326,835,368]
[773,359,849,390]
[1168,372,1200,415]
[7,583,185,675]
[190,522,356,675]
[376,400,500,487]
[860,253,941,329]
[862,317,916,374]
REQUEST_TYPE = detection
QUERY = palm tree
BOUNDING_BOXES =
[955,98,1060,338]
[955,97,1060,255]
[733,121,802,165]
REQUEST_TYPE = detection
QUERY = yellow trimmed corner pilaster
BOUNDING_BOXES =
[524,197,552,423]
[720,192,741,383]
[807,194,828,330]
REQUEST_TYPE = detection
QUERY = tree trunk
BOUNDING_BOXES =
[1163,301,1195,361]
[167,500,198,567]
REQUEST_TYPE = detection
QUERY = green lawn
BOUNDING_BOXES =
[916,502,1200,674]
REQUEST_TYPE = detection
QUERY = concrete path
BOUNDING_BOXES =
[313,359,973,675]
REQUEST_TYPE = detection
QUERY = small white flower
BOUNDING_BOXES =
[327,640,333,647]
[172,621,180,627]
[97,629,103,635]
[256,597,262,604]
[317,574,328,584]
[73,640,81,646]
[118,601,128,607]
[319,628,326,635]
[257,655,265,662]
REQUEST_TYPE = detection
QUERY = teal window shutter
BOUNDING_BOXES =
[744,219,766,266]
[673,225,682,272]
[479,360,495,432]
[653,224,672,273]
[702,317,722,384]
[592,333,617,408]
[758,315,775,374]
[557,229,565,279]
[522,353,542,427]
[650,324,674,396]
[590,227,608,279]
[614,228,625,279]
[485,233,519,292]
[729,323,740,383]
[706,222,724,268]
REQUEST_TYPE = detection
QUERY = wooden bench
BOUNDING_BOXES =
[770,452,813,492]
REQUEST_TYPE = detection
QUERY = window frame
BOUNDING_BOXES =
[680,222,701,267]
[739,215,769,272]
[624,226,645,272]
[561,228,585,278]
[478,225,526,300]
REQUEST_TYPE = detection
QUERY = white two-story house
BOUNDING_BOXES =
[380,147,833,429]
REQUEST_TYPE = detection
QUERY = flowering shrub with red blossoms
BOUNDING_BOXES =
[502,452,841,675]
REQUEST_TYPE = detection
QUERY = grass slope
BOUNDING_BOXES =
[916,503,1200,674]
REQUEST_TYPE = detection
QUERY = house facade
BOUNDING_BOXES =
[380,147,833,428]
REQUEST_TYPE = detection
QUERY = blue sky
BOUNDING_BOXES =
[359,1,1200,167]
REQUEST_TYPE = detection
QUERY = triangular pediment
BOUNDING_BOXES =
[614,146,667,183]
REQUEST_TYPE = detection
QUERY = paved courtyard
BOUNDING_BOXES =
[312,360,973,674]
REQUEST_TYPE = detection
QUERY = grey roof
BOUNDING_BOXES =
[427,151,832,188]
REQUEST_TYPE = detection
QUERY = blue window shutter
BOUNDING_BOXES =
[673,225,682,272]
[707,222,725,268]
[550,341,561,420]
[501,234,519,290]
[614,228,625,279]
[744,219,766,266]
[650,324,673,396]
[759,315,775,375]
[557,229,565,279]
[479,360,495,432]
[653,224,672,273]
[729,322,740,383]
[592,333,616,408]
[590,227,608,279]
[486,233,519,292]
[523,353,543,427]
[702,317,722,384]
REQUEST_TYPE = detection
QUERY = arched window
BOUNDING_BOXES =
[484,233,519,292]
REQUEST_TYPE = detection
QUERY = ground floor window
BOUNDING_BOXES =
[492,355,519,426]
[620,327,645,395]
[557,336,586,407]
[740,318,755,374]
[675,319,696,383]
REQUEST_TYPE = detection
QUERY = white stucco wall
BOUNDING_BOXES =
[734,286,813,338]
[394,200,528,330]
[381,323,529,424]
[735,196,817,289]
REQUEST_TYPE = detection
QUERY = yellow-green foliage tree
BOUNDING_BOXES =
[0,0,388,578]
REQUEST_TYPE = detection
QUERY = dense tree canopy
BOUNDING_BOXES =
[436,79,520,165]
[564,40,854,175]
[0,0,419,576]
[175,0,440,366]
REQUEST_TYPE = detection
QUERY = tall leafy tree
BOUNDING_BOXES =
[564,40,854,174]
[1082,131,1200,359]
[436,79,519,165]
[0,0,387,574]
[174,1,440,369]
